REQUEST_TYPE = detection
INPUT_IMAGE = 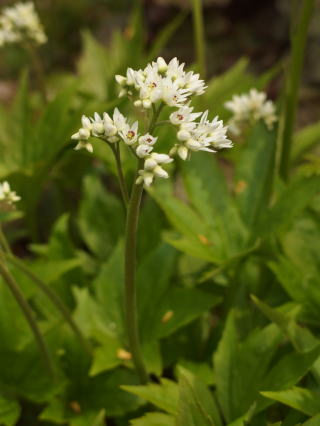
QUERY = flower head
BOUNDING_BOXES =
[0,2,46,47]
[225,88,277,135]
[72,58,232,186]
[115,57,206,109]
[0,181,20,209]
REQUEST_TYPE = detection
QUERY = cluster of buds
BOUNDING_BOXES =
[0,2,46,47]
[225,89,277,135]
[0,181,21,210]
[115,57,206,109]
[71,57,233,186]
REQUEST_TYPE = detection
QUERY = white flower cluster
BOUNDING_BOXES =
[169,106,232,160]
[225,89,277,135]
[71,109,139,153]
[72,58,232,186]
[0,181,21,207]
[115,57,206,109]
[0,2,46,47]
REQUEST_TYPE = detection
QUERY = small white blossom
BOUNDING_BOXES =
[0,181,21,207]
[138,134,157,146]
[72,58,232,186]
[170,107,232,160]
[115,57,207,109]
[0,2,46,47]
[136,144,153,158]
[225,88,277,135]
[71,115,93,152]
[136,152,173,186]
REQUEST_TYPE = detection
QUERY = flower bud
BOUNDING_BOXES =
[79,128,91,140]
[153,165,168,178]
[119,89,127,98]
[142,99,152,109]
[169,145,177,157]
[177,129,191,141]
[92,122,104,135]
[178,145,188,160]
[81,115,91,129]
[115,75,127,86]
[136,144,153,158]
[157,57,167,73]
[144,158,157,170]
[151,153,173,164]
[134,100,142,108]
[104,123,117,137]
[186,139,202,150]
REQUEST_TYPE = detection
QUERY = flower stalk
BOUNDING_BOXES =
[124,159,148,384]
[191,0,206,78]
[279,0,315,181]
[0,253,55,378]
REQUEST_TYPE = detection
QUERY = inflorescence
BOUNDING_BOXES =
[225,88,277,135]
[71,57,233,187]
[0,181,21,209]
[0,2,46,47]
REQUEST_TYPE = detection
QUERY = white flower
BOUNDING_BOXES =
[171,109,232,160]
[71,115,94,152]
[0,2,46,47]
[71,115,92,140]
[0,181,21,207]
[170,105,201,126]
[115,57,207,109]
[138,134,157,146]
[136,144,153,158]
[118,120,139,145]
[136,152,173,186]
[225,88,277,134]
[136,170,154,187]
[91,112,105,136]
[74,140,93,153]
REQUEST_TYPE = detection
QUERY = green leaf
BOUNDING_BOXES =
[176,367,222,426]
[257,346,320,412]
[150,186,220,263]
[261,387,320,416]
[93,242,125,339]
[302,414,320,425]
[154,287,221,339]
[130,413,175,426]
[78,31,109,100]
[78,174,124,259]
[213,311,282,422]
[89,334,122,377]
[122,378,179,415]
[0,396,20,426]
[235,121,276,229]
[292,121,320,163]
[270,257,320,318]
[258,175,320,237]
[181,152,248,257]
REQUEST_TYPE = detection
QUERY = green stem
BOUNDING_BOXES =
[123,104,164,384]
[5,253,91,355]
[0,257,54,378]
[124,161,148,384]
[109,142,130,206]
[279,0,315,181]
[191,0,206,78]
[0,225,12,255]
